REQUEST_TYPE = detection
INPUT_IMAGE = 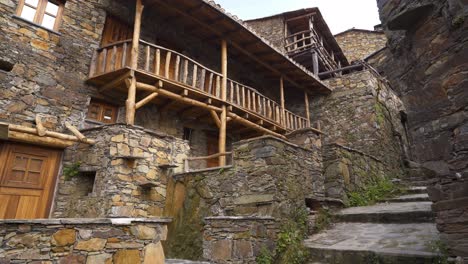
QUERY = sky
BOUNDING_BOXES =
[214,0,382,35]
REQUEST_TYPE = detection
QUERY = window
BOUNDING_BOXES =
[16,0,64,31]
[86,100,118,124]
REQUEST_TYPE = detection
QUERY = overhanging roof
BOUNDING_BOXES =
[142,0,331,94]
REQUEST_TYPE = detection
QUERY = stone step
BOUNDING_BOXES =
[166,260,211,264]
[383,194,430,203]
[406,186,427,194]
[305,222,441,264]
[333,202,434,223]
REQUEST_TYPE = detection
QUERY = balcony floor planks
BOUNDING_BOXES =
[87,67,292,135]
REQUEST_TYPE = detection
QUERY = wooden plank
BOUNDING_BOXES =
[183,59,189,83]
[304,91,311,127]
[100,49,107,74]
[110,45,118,71]
[122,42,128,68]
[192,64,198,88]
[100,70,131,92]
[312,51,319,76]
[174,55,181,81]
[200,69,206,92]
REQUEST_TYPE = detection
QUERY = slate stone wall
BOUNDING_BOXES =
[163,135,323,260]
[0,218,169,264]
[311,70,408,178]
[203,217,279,264]
[246,17,287,53]
[375,0,468,257]
[323,143,386,203]
[53,124,190,218]
[335,30,387,62]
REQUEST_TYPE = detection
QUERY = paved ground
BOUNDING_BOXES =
[304,222,440,257]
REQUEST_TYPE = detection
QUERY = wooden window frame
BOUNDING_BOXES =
[16,0,65,31]
[86,100,119,124]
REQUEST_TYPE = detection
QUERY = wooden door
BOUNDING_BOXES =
[0,143,61,219]
[100,16,133,72]
[206,133,219,168]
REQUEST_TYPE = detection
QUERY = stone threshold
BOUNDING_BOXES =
[205,216,275,221]
[0,217,172,225]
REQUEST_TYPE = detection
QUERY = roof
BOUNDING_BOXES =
[142,0,331,94]
[334,28,385,37]
[245,8,349,67]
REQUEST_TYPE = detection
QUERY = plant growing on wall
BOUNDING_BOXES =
[256,207,310,264]
[63,162,81,181]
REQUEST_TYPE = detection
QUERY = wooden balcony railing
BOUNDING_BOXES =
[89,39,308,132]
[285,29,339,71]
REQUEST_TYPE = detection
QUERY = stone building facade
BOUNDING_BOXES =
[373,0,468,259]
[335,29,387,62]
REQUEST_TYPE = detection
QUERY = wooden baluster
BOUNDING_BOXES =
[165,52,172,78]
[154,49,160,75]
[262,97,266,117]
[110,45,117,71]
[200,69,206,92]
[144,45,150,71]
[100,48,107,74]
[216,76,221,97]
[276,106,280,123]
[241,85,245,108]
[207,73,214,95]
[183,60,189,84]
[268,101,272,119]
[247,89,251,110]
[229,81,234,103]
[235,83,240,105]
[122,42,128,68]
[251,92,256,112]
[174,55,180,81]
[192,65,198,88]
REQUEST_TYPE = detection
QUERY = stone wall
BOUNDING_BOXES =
[0,218,170,264]
[163,135,323,260]
[310,70,408,178]
[323,143,386,203]
[53,124,190,218]
[0,0,104,130]
[202,217,279,264]
[245,17,286,53]
[335,30,387,62]
[375,0,468,258]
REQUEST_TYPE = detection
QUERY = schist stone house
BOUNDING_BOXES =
[0,0,409,263]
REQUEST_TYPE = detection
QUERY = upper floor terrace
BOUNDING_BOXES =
[87,0,331,166]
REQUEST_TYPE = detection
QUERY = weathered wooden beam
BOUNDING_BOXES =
[210,110,221,128]
[136,92,158,109]
[304,91,311,127]
[219,39,228,166]
[280,76,286,126]
[9,131,75,148]
[100,71,132,92]
[227,113,286,139]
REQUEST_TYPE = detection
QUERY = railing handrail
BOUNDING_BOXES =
[98,39,132,51]
[285,30,312,40]
[184,152,233,173]
[139,39,221,76]
[228,79,281,109]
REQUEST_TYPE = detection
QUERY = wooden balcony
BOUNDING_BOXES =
[87,39,309,137]
[285,29,340,74]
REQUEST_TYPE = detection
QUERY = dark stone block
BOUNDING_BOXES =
[387,4,434,30]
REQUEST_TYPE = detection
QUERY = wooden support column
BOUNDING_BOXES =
[304,91,311,127]
[219,39,228,166]
[280,76,285,127]
[126,0,144,125]
[312,51,319,76]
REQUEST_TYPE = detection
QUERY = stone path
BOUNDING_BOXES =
[305,186,442,263]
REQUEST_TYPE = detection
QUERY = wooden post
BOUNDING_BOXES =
[126,0,144,125]
[312,51,319,76]
[304,91,311,127]
[219,39,228,166]
[280,76,285,126]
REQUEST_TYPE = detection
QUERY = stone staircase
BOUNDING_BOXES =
[305,186,444,263]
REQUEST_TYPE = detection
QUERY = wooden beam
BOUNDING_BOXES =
[9,131,74,148]
[136,82,222,113]
[210,110,221,128]
[35,115,46,136]
[227,113,286,139]
[280,76,285,126]
[304,91,311,127]
[65,122,87,142]
[136,92,158,109]
[312,51,319,76]
[100,71,132,92]
[219,39,228,166]
[126,0,144,125]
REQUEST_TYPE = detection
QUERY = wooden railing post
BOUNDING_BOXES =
[280,76,285,127]
[304,91,311,127]
[126,0,144,125]
[219,39,228,166]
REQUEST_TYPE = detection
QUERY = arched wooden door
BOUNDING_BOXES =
[0,142,61,219]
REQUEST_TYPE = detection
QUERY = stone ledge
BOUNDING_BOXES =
[0,218,172,225]
[286,127,325,136]
[173,166,233,178]
[204,216,275,221]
